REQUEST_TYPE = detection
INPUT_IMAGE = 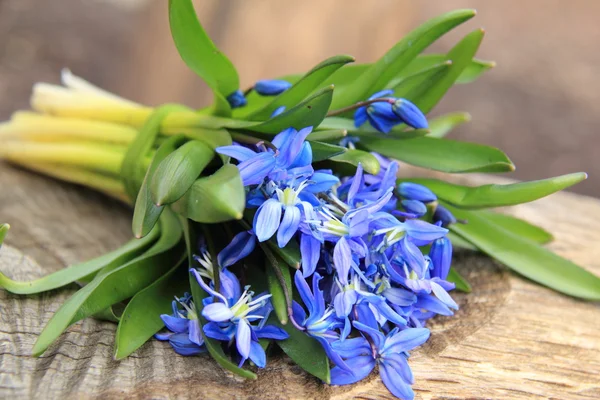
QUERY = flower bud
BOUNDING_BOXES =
[401,199,427,217]
[226,90,247,108]
[392,98,428,129]
[270,105,286,118]
[254,79,292,96]
[433,204,457,227]
[398,182,437,203]
[429,237,452,280]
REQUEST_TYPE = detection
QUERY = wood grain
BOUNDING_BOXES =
[1,162,599,399]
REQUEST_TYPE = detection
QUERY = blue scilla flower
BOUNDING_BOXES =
[217,230,256,268]
[155,293,205,356]
[226,90,247,108]
[354,90,398,133]
[429,237,452,281]
[330,321,430,400]
[192,269,276,366]
[253,180,315,247]
[254,79,293,96]
[433,204,457,227]
[216,126,314,186]
[392,98,429,130]
[371,215,448,250]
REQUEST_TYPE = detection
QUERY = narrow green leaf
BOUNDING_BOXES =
[404,173,587,208]
[307,129,347,142]
[478,211,553,244]
[400,54,494,85]
[32,210,183,356]
[427,112,471,138]
[331,149,380,175]
[360,136,514,173]
[391,61,451,97]
[331,9,476,108]
[319,117,429,139]
[168,0,239,115]
[447,267,472,292]
[132,135,187,238]
[171,164,245,223]
[265,255,292,325]
[248,55,354,120]
[189,271,258,380]
[0,223,9,247]
[272,318,331,384]
[309,141,347,162]
[121,104,190,199]
[406,29,485,114]
[150,140,214,205]
[114,258,188,359]
[266,238,302,269]
[447,232,477,251]
[447,204,600,301]
[93,306,122,323]
[0,228,160,295]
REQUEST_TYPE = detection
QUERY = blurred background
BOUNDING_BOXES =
[0,0,598,195]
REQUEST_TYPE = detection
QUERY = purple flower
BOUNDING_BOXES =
[330,322,430,400]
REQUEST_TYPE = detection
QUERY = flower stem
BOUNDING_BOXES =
[229,131,278,152]
[326,97,395,117]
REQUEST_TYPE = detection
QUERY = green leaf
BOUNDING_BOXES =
[447,204,600,301]
[447,267,472,292]
[265,254,292,325]
[93,306,122,323]
[32,210,184,356]
[0,223,9,247]
[427,112,471,138]
[330,9,476,108]
[121,104,190,199]
[307,129,347,142]
[478,211,553,244]
[132,135,187,238]
[331,149,380,175]
[400,54,494,85]
[391,61,451,97]
[266,238,301,269]
[168,0,239,115]
[114,258,188,359]
[319,117,429,139]
[0,228,160,295]
[171,164,245,223]
[150,140,214,206]
[272,318,331,384]
[405,29,485,114]
[447,232,477,251]
[189,271,258,380]
[404,173,587,208]
[360,136,514,173]
[309,141,347,162]
[247,55,354,120]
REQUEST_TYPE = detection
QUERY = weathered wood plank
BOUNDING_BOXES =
[1,162,599,399]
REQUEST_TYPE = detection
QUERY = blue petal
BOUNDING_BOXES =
[237,152,276,186]
[354,107,368,128]
[383,287,417,307]
[254,79,292,96]
[291,300,307,324]
[219,268,242,303]
[306,172,340,193]
[333,290,358,318]
[355,302,379,329]
[397,182,437,202]
[236,319,252,359]
[362,295,407,326]
[430,281,458,310]
[278,126,313,168]
[433,204,457,227]
[300,233,321,277]
[161,314,189,333]
[254,198,282,242]
[216,145,257,162]
[294,271,315,315]
[277,206,301,247]
[333,237,352,284]
[169,333,205,356]
[226,90,247,108]
[289,142,313,168]
[202,302,234,322]
[270,105,286,118]
[330,355,375,385]
[154,331,172,341]
[331,337,371,359]
[382,327,430,354]
[429,237,452,280]
[311,272,326,320]
[272,127,295,149]
[248,340,267,368]
[403,219,448,243]
[398,237,427,276]
[382,353,414,384]
[203,321,233,341]
[188,318,204,346]
[416,294,453,316]
[218,231,256,268]
[379,360,415,400]
[316,336,354,374]
[392,98,428,129]
[368,89,394,100]
[401,199,427,217]
[347,163,363,205]
[254,325,289,340]
[352,321,385,349]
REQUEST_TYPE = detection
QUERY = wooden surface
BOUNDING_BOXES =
[1,162,599,399]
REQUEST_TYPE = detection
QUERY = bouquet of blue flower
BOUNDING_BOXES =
[1,2,599,399]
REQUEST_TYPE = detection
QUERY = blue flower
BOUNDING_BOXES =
[330,322,430,400]
[254,79,293,96]
[397,182,437,203]
[429,237,452,280]
[192,269,275,366]
[226,90,247,108]
[392,98,428,129]
[354,90,399,133]
[217,230,256,268]
[216,126,314,186]
[433,204,457,227]
[271,105,286,118]
[155,293,205,356]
